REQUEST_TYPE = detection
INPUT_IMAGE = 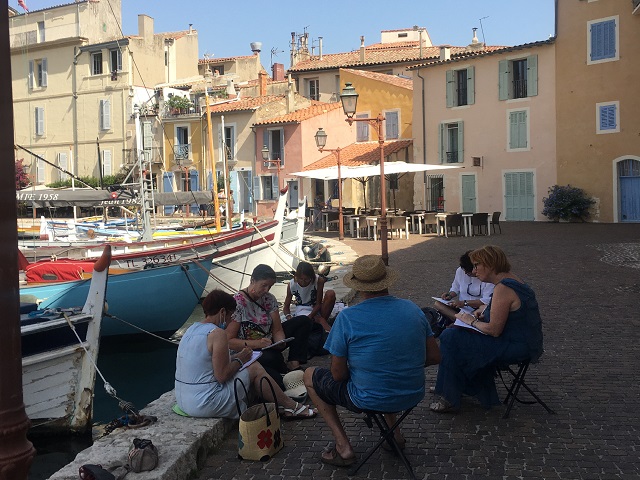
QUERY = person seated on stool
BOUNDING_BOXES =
[283,261,335,332]
[434,250,494,324]
[303,255,441,467]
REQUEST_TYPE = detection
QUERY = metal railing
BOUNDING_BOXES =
[513,78,527,99]
[173,144,191,162]
[446,151,458,163]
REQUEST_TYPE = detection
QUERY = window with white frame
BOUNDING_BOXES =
[175,125,190,162]
[596,101,619,134]
[92,52,103,75]
[507,109,529,150]
[29,58,48,88]
[438,121,464,163]
[588,16,618,64]
[254,174,279,201]
[102,150,112,176]
[356,113,369,142]
[37,21,45,42]
[110,49,122,73]
[262,128,284,168]
[57,152,69,181]
[385,110,399,139]
[224,125,235,161]
[498,55,538,100]
[35,106,45,136]
[307,78,319,101]
[446,66,475,107]
[99,98,111,130]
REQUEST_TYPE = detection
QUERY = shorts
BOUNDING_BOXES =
[311,367,362,413]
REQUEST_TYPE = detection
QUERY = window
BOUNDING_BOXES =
[28,58,48,88]
[57,152,68,181]
[223,126,235,161]
[385,111,399,139]
[498,55,538,100]
[35,107,45,136]
[307,78,319,101]
[37,21,45,42]
[596,101,619,134]
[102,150,112,176]
[588,17,618,64]
[262,128,284,167]
[110,49,122,72]
[92,52,103,75]
[507,109,529,150]
[446,66,475,107]
[254,175,279,201]
[175,126,190,161]
[438,121,464,163]
[356,113,369,141]
[99,99,111,130]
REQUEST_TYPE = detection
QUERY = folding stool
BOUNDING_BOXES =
[497,360,555,419]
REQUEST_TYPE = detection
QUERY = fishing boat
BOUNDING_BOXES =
[21,245,110,434]
[21,254,214,337]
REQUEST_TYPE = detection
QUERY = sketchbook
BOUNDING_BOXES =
[261,337,295,351]
[453,319,487,335]
[240,350,262,371]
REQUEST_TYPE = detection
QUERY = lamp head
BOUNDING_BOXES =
[314,127,328,149]
[340,82,359,119]
[261,145,270,161]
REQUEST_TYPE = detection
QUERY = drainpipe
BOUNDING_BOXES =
[416,66,427,210]
[72,46,81,180]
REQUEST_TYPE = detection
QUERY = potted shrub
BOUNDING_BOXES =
[166,95,193,114]
[542,185,595,222]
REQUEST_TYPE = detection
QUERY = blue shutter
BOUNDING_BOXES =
[457,121,464,163]
[438,123,445,164]
[591,19,616,61]
[385,111,399,139]
[253,175,262,201]
[526,55,537,97]
[599,104,617,130]
[190,170,200,212]
[467,66,475,105]
[163,172,175,215]
[445,69,454,108]
[498,60,510,100]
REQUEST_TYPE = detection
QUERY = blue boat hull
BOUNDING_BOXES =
[22,258,213,337]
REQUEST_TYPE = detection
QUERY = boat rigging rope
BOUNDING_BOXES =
[103,313,179,345]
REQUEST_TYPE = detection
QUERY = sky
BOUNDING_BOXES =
[16,0,556,64]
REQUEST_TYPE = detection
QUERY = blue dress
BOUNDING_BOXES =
[434,278,543,409]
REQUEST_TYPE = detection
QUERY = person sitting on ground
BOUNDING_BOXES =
[430,245,543,413]
[434,250,494,324]
[174,289,317,419]
[303,255,441,468]
[283,261,335,332]
[226,264,313,390]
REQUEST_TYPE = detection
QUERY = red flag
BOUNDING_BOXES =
[18,0,29,11]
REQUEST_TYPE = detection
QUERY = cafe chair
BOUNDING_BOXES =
[445,213,463,236]
[349,405,419,480]
[423,212,437,234]
[491,211,502,234]
[389,215,409,239]
[496,360,555,419]
[471,212,489,235]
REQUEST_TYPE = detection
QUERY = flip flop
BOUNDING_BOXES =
[320,445,357,467]
[429,398,459,413]
[280,402,317,420]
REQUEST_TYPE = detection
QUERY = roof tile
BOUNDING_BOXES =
[305,140,413,169]
[254,102,343,125]
[341,69,412,90]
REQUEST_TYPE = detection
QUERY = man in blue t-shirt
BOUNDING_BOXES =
[303,255,441,468]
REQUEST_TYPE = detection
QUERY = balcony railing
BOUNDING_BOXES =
[445,151,459,163]
[122,147,163,166]
[513,78,527,99]
[162,105,202,118]
[173,144,192,162]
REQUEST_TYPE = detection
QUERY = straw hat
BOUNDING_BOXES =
[343,255,399,292]
[283,370,307,402]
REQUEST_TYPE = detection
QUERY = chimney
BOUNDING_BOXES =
[188,24,193,34]
[439,46,451,61]
[318,36,323,60]
[259,70,267,96]
[272,63,285,82]
[250,41,262,55]
[466,27,484,52]
[226,80,235,97]
[359,36,365,63]
[290,32,296,67]
[138,15,154,44]
[286,73,295,113]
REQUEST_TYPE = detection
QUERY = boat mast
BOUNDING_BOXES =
[205,89,222,232]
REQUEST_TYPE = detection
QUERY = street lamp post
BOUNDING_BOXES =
[339,82,389,265]
[314,127,344,240]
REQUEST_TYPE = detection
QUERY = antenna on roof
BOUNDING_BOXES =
[479,16,489,45]
[270,47,284,68]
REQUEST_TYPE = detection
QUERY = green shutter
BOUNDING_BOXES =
[445,69,454,108]
[527,55,538,97]
[28,60,34,89]
[520,111,528,147]
[498,60,509,100]
[467,66,475,105]
[438,123,445,164]
[457,121,464,163]
[509,112,518,149]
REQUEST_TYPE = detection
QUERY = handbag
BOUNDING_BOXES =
[234,376,283,461]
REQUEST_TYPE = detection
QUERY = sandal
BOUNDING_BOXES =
[320,445,357,467]
[280,402,317,420]
[429,398,459,414]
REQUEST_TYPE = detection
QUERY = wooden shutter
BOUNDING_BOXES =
[253,175,262,201]
[356,113,368,141]
[591,19,616,61]
[58,152,68,180]
[438,123,445,164]
[102,150,112,175]
[467,66,475,105]
[28,60,34,89]
[41,58,48,87]
[36,159,45,183]
[526,55,538,97]
[385,111,399,139]
[509,111,528,149]
[599,105,616,130]
[100,99,111,130]
[35,107,45,135]
[271,175,280,199]
[498,60,509,100]
[278,129,285,165]
[217,124,224,163]
[456,121,464,163]
[163,172,175,215]
[143,121,153,161]
[445,69,455,108]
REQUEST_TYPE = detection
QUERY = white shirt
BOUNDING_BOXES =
[450,267,494,304]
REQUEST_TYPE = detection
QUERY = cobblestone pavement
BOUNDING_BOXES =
[197,222,640,480]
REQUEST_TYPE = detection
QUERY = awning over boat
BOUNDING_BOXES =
[17,189,213,207]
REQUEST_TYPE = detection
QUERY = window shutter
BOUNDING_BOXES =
[356,113,369,141]
[58,152,68,181]
[28,60,34,89]
[253,175,262,201]
[520,111,528,147]
[591,20,616,61]
[279,129,285,165]
[143,121,153,161]
[100,99,111,130]
[599,104,616,130]
[467,66,475,105]
[438,123,445,164]
[526,55,538,97]
[509,112,518,149]
[271,175,280,198]
[35,107,45,135]
[102,150,112,175]
[41,58,48,87]
[385,111,399,139]
[217,124,224,163]
[445,69,455,108]
[498,60,509,100]
[162,172,175,215]
[457,121,464,163]
[36,159,45,183]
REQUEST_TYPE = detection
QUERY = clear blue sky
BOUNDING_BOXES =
[20,0,555,63]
